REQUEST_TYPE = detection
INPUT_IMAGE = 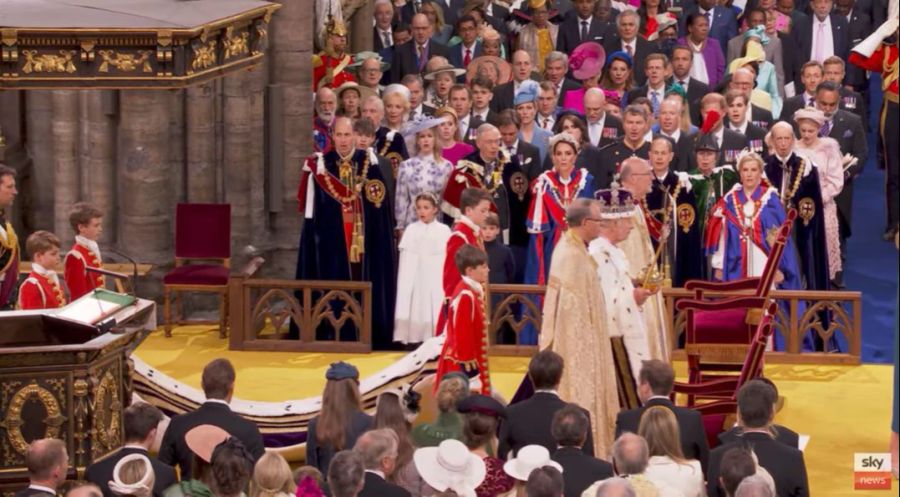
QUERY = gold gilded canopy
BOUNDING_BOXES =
[0,0,281,89]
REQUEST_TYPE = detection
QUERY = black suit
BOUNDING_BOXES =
[13,488,56,497]
[603,36,657,86]
[844,10,872,88]
[779,32,802,92]
[615,397,710,473]
[86,447,177,497]
[557,15,612,55]
[498,392,595,459]
[158,401,265,479]
[625,84,669,112]
[670,77,709,127]
[373,26,394,52]
[511,140,544,181]
[358,472,411,497]
[551,447,614,497]
[707,432,810,497]
[779,95,813,123]
[659,130,696,172]
[448,41,482,71]
[391,39,449,83]
[718,424,800,448]
[825,109,868,239]
[793,14,850,78]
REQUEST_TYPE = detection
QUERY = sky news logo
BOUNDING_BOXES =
[854,453,892,490]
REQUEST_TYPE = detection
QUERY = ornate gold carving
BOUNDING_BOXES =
[364,179,386,208]
[22,50,76,74]
[223,26,249,60]
[0,382,66,456]
[677,204,695,233]
[93,370,122,451]
[98,50,152,73]
[192,40,217,71]
[80,40,96,62]
[253,20,269,55]
[73,379,89,461]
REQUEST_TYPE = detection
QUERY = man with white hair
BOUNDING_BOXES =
[582,434,681,497]
[354,429,409,497]
[616,157,669,366]
[654,97,693,172]
[314,87,338,153]
[603,10,654,85]
[543,51,579,106]
[591,477,637,497]
[442,124,529,246]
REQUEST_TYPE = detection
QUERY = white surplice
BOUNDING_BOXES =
[393,219,451,343]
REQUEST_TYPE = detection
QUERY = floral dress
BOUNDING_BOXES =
[395,154,454,229]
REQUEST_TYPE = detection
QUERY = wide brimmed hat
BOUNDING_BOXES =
[109,453,153,497]
[793,107,826,126]
[502,445,563,481]
[403,115,450,136]
[648,13,678,41]
[570,42,606,81]
[466,55,512,85]
[185,425,231,463]
[594,184,636,219]
[728,39,765,74]
[514,80,540,106]
[349,51,390,72]
[424,62,467,81]
[335,81,362,99]
[743,26,770,45]
[414,440,486,497]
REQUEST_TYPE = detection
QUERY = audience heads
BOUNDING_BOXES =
[293,466,325,490]
[362,95,385,124]
[637,406,685,461]
[374,0,393,29]
[616,10,640,40]
[315,87,337,122]
[737,380,777,429]
[612,433,649,476]
[815,81,841,118]
[332,117,356,155]
[735,475,775,497]
[622,105,649,142]
[593,477,636,497]
[719,447,758,496]
[670,46,693,78]
[475,123,502,160]
[25,230,61,261]
[511,51,533,82]
[25,438,68,486]
[544,52,569,81]
[800,61,824,93]
[64,482,102,497]
[459,395,506,450]
[123,402,164,445]
[637,359,675,400]
[109,454,154,497]
[354,428,399,475]
[822,56,846,83]
[251,452,296,497]
[201,358,236,400]
[436,373,470,413]
[528,350,564,390]
[648,136,674,172]
[0,163,17,209]
[411,13,433,44]
[210,438,254,497]
[551,403,590,448]
[328,451,365,497]
[68,202,103,235]
[619,157,652,199]
[583,88,607,123]
[524,466,564,497]
[657,99,681,133]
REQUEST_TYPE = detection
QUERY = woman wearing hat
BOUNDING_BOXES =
[165,425,253,497]
[435,107,476,165]
[414,439,487,497]
[637,0,669,39]
[793,107,844,283]
[728,32,781,119]
[306,362,373,474]
[560,42,608,113]
[424,58,466,109]
[336,82,362,120]
[516,0,558,73]
[456,395,515,497]
[395,115,454,231]
[525,132,595,288]
[515,80,552,164]
[502,445,563,496]
[598,51,635,107]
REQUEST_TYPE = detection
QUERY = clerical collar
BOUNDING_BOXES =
[461,275,485,296]
[75,235,101,257]
[459,215,481,234]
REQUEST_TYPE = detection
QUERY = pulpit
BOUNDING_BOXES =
[0,290,156,493]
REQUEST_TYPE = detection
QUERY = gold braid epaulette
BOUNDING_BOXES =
[0,219,19,274]
[780,158,805,207]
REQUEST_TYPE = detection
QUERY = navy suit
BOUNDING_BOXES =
[390,39,449,83]
[680,6,738,54]
[793,14,850,71]
[557,15,613,55]
[448,41,482,70]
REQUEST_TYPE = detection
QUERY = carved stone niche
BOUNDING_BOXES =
[0,325,143,493]
[0,0,280,89]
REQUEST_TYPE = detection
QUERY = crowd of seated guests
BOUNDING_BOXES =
[13,353,810,497]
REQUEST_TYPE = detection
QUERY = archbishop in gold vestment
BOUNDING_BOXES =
[618,209,669,362]
[539,230,620,457]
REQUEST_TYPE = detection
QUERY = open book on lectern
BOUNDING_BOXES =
[56,288,137,326]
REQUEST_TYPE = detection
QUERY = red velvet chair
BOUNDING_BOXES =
[679,209,797,389]
[163,204,231,338]
[672,299,778,446]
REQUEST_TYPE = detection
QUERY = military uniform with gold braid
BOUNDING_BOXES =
[312,15,356,91]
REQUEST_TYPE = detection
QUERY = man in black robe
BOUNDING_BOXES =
[296,117,397,349]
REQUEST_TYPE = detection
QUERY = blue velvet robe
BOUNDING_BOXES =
[295,149,397,349]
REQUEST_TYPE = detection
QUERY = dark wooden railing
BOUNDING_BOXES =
[228,276,372,352]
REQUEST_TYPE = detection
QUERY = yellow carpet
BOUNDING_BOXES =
[137,326,894,496]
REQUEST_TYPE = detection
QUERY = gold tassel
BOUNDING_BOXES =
[349,214,364,263]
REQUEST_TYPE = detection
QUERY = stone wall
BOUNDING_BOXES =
[0,0,312,304]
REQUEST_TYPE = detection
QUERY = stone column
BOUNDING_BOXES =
[117,91,173,297]
[81,91,118,245]
[185,83,218,203]
[51,90,80,247]
[24,92,55,232]
[223,71,254,253]
[348,0,373,54]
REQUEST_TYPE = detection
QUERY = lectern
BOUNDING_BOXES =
[0,290,156,492]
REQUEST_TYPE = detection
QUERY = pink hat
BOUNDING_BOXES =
[570,42,606,81]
